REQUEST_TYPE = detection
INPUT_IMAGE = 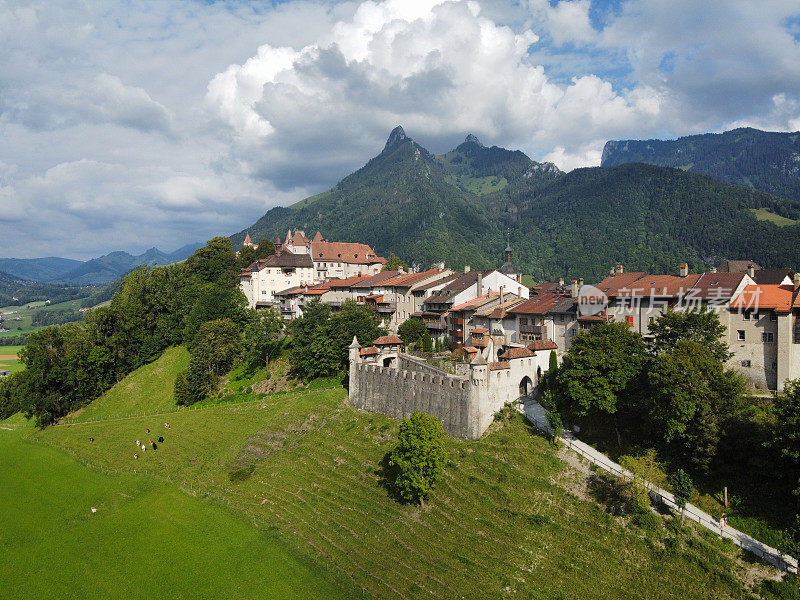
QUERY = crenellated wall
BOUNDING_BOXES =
[350,362,476,438]
[349,339,548,440]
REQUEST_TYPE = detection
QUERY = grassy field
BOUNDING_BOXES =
[3,341,792,599]
[63,346,190,424]
[27,385,781,599]
[0,427,353,600]
[0,344,24,373]
[0,298,86,339]
[750,208,798,226]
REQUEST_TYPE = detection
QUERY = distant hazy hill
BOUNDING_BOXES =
[234,127,800,281]
[601,127,800,202]
[0,270,96,307]
[0,257,82,283]
[0,243,203,286]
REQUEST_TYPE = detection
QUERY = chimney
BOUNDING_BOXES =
[499,285,504,305]
[795,272,800,290]
[571,280,579,298]
[710,266,717,273]
[558,277,564,287]
[615,264,624,274]
[679,263,689,277]
[578,277,584,288]
[464,265,471,273]
[477,272,483,296]
[747,264,755,278]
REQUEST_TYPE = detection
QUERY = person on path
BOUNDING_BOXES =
[720,512,727,534]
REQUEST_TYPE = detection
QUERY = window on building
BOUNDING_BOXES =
[741,360,751,368]
[762,332,774,342]
[737,330,745,341]
[520,317,528,325]
[743,311,751,321]
[772,362,778,370]
[770,313,778,322]
[648,316,655,323]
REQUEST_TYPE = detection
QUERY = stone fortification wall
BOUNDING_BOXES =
[350,362,476,438]
[398,354,450,377]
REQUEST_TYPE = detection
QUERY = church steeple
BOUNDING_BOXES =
[499,228,521,283]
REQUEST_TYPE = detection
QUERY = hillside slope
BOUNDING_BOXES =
[235,128,800,281]
[601,127,800,203]
[63,346,190,423]
[35,381,772,600]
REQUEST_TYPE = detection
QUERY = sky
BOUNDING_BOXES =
[1,0,800,260]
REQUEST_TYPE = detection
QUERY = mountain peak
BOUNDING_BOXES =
[384,126,408,151]
[464,133,483,147]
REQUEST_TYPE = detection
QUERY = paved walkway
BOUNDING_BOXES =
[519,398,798,574]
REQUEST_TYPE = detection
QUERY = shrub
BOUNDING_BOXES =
[389,411,448,505]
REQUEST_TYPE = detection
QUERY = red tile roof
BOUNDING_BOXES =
[509,292,570,315]
[327,275,370,288]
[499,347,536,359]
[471,328,488,334]
[488,361,510,371]
[349,270,401,288]
[527,340,558,351]
[687,272,747,301]
[360,347,380,356]
[594,272,648,297]
[731,285,795,313]
[474,297,526,318]
[381,268,448,288]
[463,346,479,353]
[243,252,315,271]
[373,335,404,346]
[617,274,702,298]
[311,240,385,265]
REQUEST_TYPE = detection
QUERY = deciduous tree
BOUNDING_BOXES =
[389,411,448,505]
[671,469,694,525]
[647,308,731,362]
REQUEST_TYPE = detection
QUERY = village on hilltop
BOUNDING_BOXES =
[239,229,800,435]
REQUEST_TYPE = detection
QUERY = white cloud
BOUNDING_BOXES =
[527,0,597,46]
[2,0,800,260]
[204,0,659,188]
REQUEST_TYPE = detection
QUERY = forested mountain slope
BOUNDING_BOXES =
[602,127,800,203]
[236,128,800,281]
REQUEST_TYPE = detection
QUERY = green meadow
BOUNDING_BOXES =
[0,344,24,373]
[2,345,792,599]
[0,427,352,600]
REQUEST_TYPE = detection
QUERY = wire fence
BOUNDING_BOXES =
[521,401,798,575]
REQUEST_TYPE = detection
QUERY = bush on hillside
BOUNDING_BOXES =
[388,411,448,505]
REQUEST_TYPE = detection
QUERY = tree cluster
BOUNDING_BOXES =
[289,300,385,381]
[0,237,248,425]
[545,308,800,518]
